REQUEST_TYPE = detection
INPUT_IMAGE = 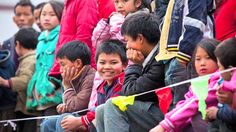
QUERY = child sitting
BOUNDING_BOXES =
[40,40,96,131]
[96,12,166,132]
[46,39,128,132]
[0,27,39,132]
[150,38,220,132]
[206,37,236,132]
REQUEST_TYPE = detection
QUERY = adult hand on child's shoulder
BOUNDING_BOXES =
[61,115,82,131]
[149,125,165,132]
[127,49,144,65]
[206,106,218,120]
[216,89,233,105]
[61,67,78,90]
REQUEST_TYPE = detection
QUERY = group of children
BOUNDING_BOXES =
[0,0,236,132]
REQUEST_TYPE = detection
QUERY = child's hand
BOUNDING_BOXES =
[206,106,218,120]
[216,89,233,105]
[61,115,83,131]
[127,49,144,64]
[56,103,66,114]
[61,67,78,90]
[149,125,165,132]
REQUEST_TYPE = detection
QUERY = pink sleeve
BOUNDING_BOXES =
[88,72,103,110]
[92,19,111,49]
[109,13,125,43]
[160,78,219,131]
[160,95,199,131]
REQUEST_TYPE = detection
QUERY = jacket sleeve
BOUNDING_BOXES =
[109,13,125,42]
[121,61,165,96]
[177,0,208,63]
[63,73,94,112]
[217,104,236,125]
[10,58,35,92]
[81,110,95,128]
[91,19,111,49]
[160,86,218,131]
[75,0,98,46]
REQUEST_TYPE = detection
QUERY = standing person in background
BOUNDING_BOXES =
[97,0,115,20]
[1,1,34,70]
[0,27,40,132]
[215,0,236,41]
[26,1,64,116]
[155,0,215,113]
[49,0,99,78]
[0,50,16,132]
[34,2,46,31]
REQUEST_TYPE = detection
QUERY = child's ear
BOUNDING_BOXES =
[135,0,142,9]
[137,34,144,45]
[15,41,21,48]
[13,16,17,24]
[75,59,83,68]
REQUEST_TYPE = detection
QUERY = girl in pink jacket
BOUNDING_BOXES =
[150,38,220,132]
[92,0,151,49]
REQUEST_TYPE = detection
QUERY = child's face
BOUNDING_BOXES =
[125,35,143,53]
[97,53,126,85]
[114,0,141,16]
[58,57,82,76]
[217,58,232,81]
[195,47,218,76]
[40,3,59,31]
[13,5,34,28]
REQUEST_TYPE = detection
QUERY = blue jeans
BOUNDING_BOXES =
[96,99,164,132]
[164,58,189,108]
[40,113,77,132]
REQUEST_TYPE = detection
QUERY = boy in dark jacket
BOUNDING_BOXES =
[41,40,96,131]
[96,12,166,132]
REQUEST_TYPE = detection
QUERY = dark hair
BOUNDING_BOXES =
[192,38,219,71]
[215,37,236,68]
[121,12,160,45]
[35,2,46,10]
[14,27,39,50]
[95,39,128,65]
[138,0,152,12]
[40,1,64,22]
[56,40,91,65]
[14,1,34,14]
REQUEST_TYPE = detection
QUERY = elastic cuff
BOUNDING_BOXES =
[177,52,191,63]
[81,116,89,128]
[63,88,74,95]
[160,119,175,132]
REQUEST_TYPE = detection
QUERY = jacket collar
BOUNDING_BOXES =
[38,25,60,41]
[97,72,125,94]
[18,51,35,61]
[71,65,92,86]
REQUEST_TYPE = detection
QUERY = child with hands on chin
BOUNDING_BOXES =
[48,39,128,132]
[40,40,95,132]
[206,37,236,132]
